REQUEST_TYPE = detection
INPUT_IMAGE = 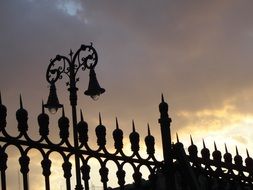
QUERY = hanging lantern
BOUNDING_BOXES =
[44,83,63,114]
[84,68,105,100]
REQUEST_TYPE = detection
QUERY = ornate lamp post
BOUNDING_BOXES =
[44,43,105,190]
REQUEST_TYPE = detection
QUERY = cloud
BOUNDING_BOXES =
[56,0,83,17]
[233,135,248,145]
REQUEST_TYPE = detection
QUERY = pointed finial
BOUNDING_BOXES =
[161,93,165,103]
[214,141,218,151]
[99,112,102,125]
[42,100,45,114]
[80,109,84,121]
[190,135,194,145]
[176,133,179,143]
[62,106,65,117]
[202,139,206,148]
[246,149,250,158]
[20,94,23,108]
[225,143,228,153]
[132,120,136,132]
[116,117,119,129]
[147,123,151,136]
[0,92,2,105]
[69,49,73,57]
[236,146,239,155]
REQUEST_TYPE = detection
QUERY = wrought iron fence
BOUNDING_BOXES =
[0,94,166,190]
[1,94,253,190]
[1,44,253,190]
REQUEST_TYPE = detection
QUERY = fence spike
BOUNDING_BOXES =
[246,148,250,158]
[225,143,228,153]
[80,109,84,121]
[115,117,119,129]
[214,141,218,151]
[132,120,136,132]
[176,133,179,143]
[147,123,151,136]
[99,112,102,125]
[20,94,23,108]
[236,146,239,155]
[190,135,194,145]
[161,93,164,103]
[202,139,206,149]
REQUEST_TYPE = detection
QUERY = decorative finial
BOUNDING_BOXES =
[20,94,23,108]
[161,93,164,103]
[246,149,250,158]
[99,113,102,125]
[225,143,228,153]
[202,139,206,149]
[69,49,73,57]
[116,117,119,129]
[190,135,194,145]
[147,123,151,136]
[80,109,84,121]
[132,120,136,132]
[176,133,179,143]
[214,141,218,151]
[62,106,65,117]
[236,146,239,155]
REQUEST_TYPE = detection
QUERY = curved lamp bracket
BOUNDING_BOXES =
[46,43,98,84]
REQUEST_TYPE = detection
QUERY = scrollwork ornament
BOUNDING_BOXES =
[46,55,71,84]
[46,44,99,85]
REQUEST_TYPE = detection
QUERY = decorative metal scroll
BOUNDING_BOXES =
[46,43,98,85]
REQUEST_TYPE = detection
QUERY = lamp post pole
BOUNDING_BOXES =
[44,44,105,190]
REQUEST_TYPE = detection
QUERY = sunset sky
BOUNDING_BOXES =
[1,0,253,189]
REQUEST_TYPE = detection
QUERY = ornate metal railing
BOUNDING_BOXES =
[0,44,172,190]
[173,135,253,189]
[0,95,166,190]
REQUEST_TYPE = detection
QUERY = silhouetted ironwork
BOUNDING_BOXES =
[0,44,253,190]
[0,95,163,190]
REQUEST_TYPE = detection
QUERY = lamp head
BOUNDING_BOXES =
[44,83,62,114]
[84,68,105,100]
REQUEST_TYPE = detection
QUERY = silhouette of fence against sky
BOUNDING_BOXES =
[1,94,253,190]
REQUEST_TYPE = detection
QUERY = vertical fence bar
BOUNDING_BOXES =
[158,95,174,189]
[0,150,7,190]
[1,171,7,190]
[41,157,51,190]
[23,174,29,190]
[45,176,50,190]
[84,180,89,190]
[19,154,30,190]
[81,163,90,190]
[62,160,72,190]
[65,177,71,190]
[99,165,109,190]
